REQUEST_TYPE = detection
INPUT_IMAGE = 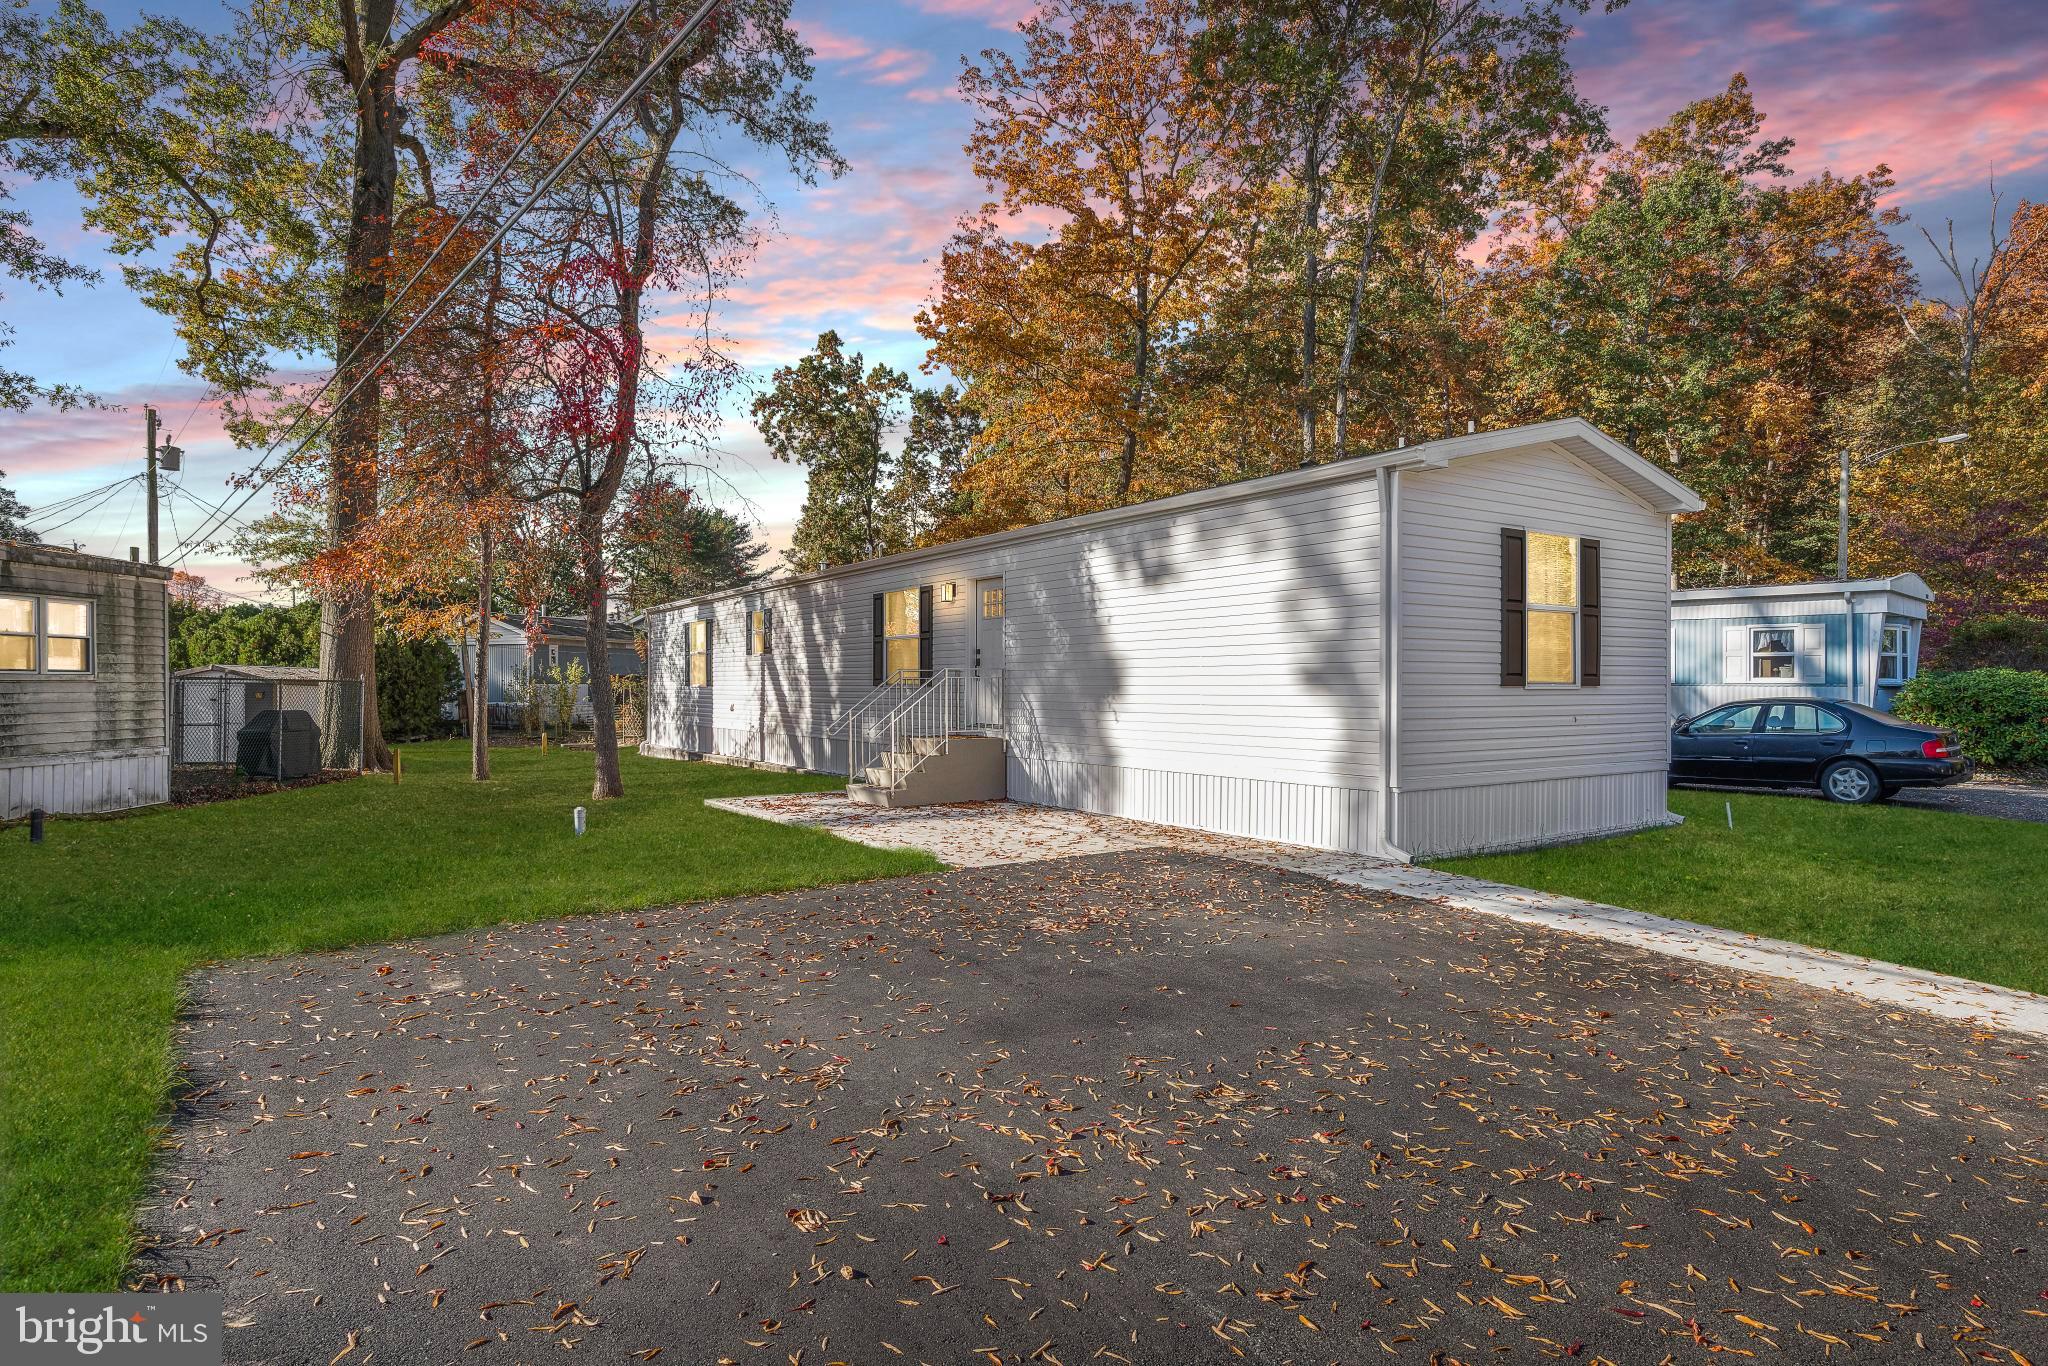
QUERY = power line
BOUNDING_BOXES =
[22,472,142,522]
[165,0,661,563]
[26,475,144,538]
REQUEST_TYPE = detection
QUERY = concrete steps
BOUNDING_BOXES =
[848,734,1006,808]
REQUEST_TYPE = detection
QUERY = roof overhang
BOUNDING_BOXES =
[1673,572,1934,605]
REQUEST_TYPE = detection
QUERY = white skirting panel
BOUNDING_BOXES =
[642,730,847,775]
[1,747,171,818]
[1008,754,1391,857]
[1395,768,1674,859]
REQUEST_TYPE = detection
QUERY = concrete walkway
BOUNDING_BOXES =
[711,791,2048,1039]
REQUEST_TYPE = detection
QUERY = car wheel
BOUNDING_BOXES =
[1820,760,1880,805]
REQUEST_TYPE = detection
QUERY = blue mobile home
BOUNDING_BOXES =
[1670,573,1931,719]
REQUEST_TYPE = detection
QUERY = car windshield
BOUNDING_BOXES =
[1829,701,1894,725]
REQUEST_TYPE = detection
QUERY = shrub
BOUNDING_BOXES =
[1893,668,2048,769]
[1934,614,2048,672]
[376,633,461,740]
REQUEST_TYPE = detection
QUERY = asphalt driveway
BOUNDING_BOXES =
[138,851,2048,1364]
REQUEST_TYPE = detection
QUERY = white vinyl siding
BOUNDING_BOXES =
[1396,444,1675,855]
[647,478,1388,850]
[644,424,1685,861]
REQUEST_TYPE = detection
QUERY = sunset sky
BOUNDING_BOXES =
[5,0,2045,600]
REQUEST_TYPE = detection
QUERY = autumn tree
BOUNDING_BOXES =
[1846,195,2048,636]
[481,0,837,799]
[920,0,1253,527]
[1490,76,1915,582]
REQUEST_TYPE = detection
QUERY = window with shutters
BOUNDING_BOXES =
[1750,627,1796,680]
[749,608,769,656]
[687,619,711,686]
[881,588,921,678]
[1525,531,1578,685]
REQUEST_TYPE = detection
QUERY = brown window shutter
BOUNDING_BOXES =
[918,585,935,676]
[761,607,773,655]
[872,594,884,685]
[1580,539,1601,686]
[703,618,713,687]
[1500,527,1526,686]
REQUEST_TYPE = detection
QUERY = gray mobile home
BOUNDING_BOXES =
[1,544,172,817]
[643,420,1702,860]
[1670,574,1932,718]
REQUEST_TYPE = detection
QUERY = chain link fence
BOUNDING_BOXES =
[173,676,365,774]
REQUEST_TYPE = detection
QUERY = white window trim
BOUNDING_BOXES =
[1878,622,1912,685]
[0,593,96,678]
[1749,625,1798,682]
[1524,530,1580,689]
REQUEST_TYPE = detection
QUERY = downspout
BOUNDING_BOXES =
[1842,588,1857,706]
[1378,466,1413,862]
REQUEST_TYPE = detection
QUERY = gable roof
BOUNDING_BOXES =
[648,418,1703,616]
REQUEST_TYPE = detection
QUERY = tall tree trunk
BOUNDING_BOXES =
[581,503,621,799]
[1297,127,1325,468]
[471,525,492,781]
[322,43,398,771]
[1331,94,1415,462]
[1118,276,1150,499]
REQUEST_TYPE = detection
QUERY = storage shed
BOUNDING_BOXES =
[1671,573,1932,719]
[1,544,172,817]
[642,419,1703,860]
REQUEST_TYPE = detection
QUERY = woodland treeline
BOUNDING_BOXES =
[766,0,2047,641]
[5,0,2046,798]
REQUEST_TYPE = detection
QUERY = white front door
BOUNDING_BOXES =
[973,577,1005,728]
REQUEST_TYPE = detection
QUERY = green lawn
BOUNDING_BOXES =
[1438,787,2048,998]
[0,743,937,1292]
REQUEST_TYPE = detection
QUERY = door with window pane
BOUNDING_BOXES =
[972,578,1004,728]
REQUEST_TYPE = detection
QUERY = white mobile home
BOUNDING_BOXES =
[643,420,1703,860]
[1671,574,1932,718]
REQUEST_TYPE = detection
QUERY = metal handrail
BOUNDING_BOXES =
[851,668,964,788]
[824,667,929,740]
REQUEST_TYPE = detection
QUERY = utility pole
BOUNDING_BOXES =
[143,406,184,566]
[145,405,159,565]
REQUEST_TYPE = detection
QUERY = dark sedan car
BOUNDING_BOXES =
[1671,699,1972,803]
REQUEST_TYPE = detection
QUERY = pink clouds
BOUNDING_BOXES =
[1573,0,2048,205]
[796,18,934,88]
[0,385,231,481]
